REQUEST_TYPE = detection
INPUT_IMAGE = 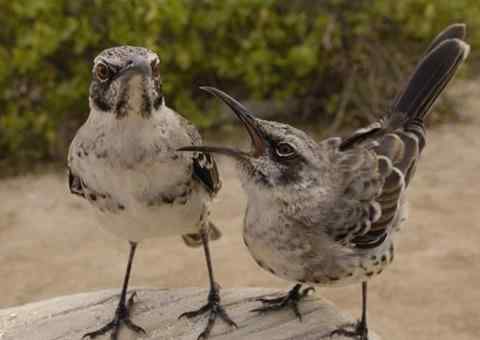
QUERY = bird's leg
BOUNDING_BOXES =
[178,229,237,340]
[329,281,369,340]
[251,284,315,321]
[83,242,146,340]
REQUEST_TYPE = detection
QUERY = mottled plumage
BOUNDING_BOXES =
[180,24,469,340]
[68,46,220,242]
[68,46,234,340]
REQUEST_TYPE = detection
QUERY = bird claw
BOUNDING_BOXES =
[178,288,237,340]
[328,321,369,340]
[82,292,146,340]
[251,285,315,321]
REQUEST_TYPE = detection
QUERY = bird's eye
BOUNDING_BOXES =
[95,63,110,81]
[151,59,160,78]
[275,142,296,158]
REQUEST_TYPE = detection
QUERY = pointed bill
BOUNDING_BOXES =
[178,87,267,158]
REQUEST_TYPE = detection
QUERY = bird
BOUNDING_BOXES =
[67,46,236,340]
[178,24,469,340]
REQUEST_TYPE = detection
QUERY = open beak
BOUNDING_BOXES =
[178,86,266,158]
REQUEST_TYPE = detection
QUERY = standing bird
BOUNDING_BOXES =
[68,46,236,340]
[179,25,469,340]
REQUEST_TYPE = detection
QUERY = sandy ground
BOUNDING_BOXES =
[1,81,480,340]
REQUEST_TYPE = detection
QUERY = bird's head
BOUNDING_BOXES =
[179,87,328,193]
[89,46,163,119]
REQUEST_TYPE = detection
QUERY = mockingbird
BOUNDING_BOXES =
[179,24,469,340]
[68,46,236,340]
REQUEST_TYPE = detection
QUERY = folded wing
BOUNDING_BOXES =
[337,28,469,249]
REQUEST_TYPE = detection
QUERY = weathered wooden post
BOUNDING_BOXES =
[0,288,382,340]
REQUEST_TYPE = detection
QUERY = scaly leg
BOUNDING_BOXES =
[83,242,145,340]
[329,281,369,340]
[178,230,237,340]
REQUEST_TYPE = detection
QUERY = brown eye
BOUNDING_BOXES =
[151,59,160,78]
[95,63,110,81]
[275,142,296,158]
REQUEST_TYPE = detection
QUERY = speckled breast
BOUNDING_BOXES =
[243,216,396,287]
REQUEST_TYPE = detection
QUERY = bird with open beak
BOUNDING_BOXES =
[68,46,236,340]
[179,24,469,339]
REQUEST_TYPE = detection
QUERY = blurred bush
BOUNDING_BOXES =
[0,0,478,165]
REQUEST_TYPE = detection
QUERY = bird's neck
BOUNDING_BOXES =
[89,101,170,126]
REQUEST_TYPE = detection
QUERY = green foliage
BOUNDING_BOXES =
[0,0,478,164]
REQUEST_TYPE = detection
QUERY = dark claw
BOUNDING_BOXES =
[82,321,115,339]
[250,285,314,321]
[124,319,146,334]
[82,292,145,340]
[218,306,238,328]
[110,323,120,340]
[292,302,302,321]
[250,305,283,315]
[329,321,369,340]
[127,291,137,310]
[178,288,238,340]
[256,296,285,304]
[197,311,216,340]
[178,303,211,320]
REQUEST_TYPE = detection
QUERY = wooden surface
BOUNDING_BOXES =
[0,288,382,340]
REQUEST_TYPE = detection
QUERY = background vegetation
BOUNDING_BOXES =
[0,0,479,166]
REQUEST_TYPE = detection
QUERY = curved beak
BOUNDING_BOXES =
[178,87,266,159]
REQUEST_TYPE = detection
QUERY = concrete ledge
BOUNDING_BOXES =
[0,288,381,340]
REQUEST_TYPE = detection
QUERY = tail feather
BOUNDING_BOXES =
[391,38,469,125]
[341,26,469,250]
[425,23,466,53]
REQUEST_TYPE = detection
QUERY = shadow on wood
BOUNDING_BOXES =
[0,288,382,340]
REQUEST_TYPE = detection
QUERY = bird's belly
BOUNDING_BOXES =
[79,156,207,242]
[94,195,205,242]
[244,220,396,287]
[243,221,314,284]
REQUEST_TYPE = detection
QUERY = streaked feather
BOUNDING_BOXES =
[337,37,469,249]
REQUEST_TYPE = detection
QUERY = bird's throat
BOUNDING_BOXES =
[115,75,152,119]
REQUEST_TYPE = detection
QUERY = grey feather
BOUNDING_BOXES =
[199,29,470,287]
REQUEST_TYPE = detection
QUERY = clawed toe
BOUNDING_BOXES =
[82,292,145,340]
[251,284,314,321]
[179,289,237,340]
[82,317,145,340]
[328,321,368,340]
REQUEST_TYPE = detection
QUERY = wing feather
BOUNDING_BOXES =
[176,112,222,196]
[192,152,221,195]
[334,33,468,250]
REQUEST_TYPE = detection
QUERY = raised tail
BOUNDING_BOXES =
[390,38,469,126]
[339,26,469,152]
[344,27,469,249]
[425,23,466,53]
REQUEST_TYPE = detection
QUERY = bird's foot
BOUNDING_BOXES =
[178,286,237,340]
[82,292,146,340]
[328,320,368,340]
[251,285,315,321]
